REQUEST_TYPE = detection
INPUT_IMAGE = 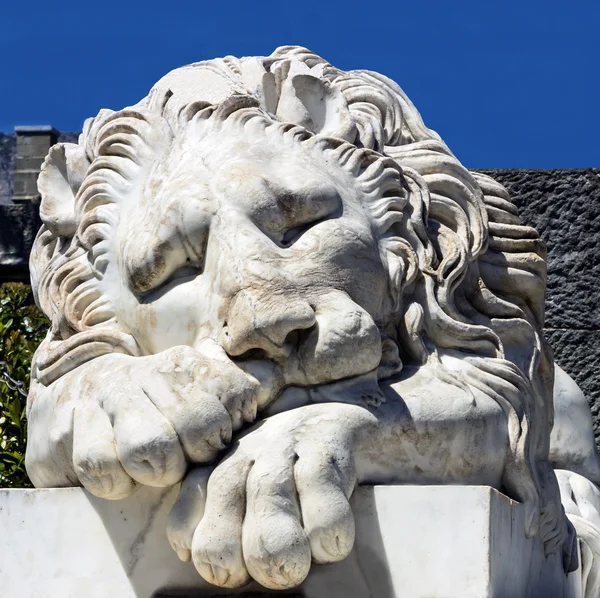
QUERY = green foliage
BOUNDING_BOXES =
[0,282,49,487]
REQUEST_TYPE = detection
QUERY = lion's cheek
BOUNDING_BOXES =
[127,277,217,355]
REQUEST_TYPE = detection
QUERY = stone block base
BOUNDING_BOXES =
[0,485,581,597]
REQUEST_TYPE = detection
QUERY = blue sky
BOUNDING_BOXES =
[1,0,598,168]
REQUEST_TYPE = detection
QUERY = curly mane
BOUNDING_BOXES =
[29,46,564,553]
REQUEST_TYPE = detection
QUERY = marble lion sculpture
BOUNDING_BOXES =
[25,46,600,592]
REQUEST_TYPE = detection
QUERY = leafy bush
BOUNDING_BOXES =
[0,282,49,487]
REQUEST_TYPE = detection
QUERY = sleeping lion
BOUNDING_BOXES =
[26,46,599,591]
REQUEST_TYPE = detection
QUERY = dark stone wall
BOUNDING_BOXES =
[12,128,59,202]
[0,131,78,281]
[0,134,17,205]
[0,132,79,205]
[481,169,600,441]
[0,202,41,283]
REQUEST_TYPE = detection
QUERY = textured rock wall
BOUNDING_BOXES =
[481,169,600,441]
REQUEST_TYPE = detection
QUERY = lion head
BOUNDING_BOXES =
[29,46,562,552]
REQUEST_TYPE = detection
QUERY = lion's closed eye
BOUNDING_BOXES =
[126,234,206,298]
[162,264,203,286]
[261,187,342,248]
[135,263,203,302]
[279,216,331,247]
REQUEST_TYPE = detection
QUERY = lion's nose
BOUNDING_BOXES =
[221,290,316,359]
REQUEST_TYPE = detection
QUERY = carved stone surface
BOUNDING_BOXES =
[0,485,582,598]
[23,46,600,593]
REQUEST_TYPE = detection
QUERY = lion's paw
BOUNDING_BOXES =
[168,405,368,590]
[28,344,263,499]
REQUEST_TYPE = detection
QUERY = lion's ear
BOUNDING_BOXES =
[276,73,356,142]
[38,143,90,237]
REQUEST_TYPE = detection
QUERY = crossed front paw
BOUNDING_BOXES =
[168,404,375,590]
[26,344,263,499]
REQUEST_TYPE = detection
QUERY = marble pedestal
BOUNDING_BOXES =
[1,485,581,598]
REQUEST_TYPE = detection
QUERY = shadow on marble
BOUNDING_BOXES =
[84,484,393,598]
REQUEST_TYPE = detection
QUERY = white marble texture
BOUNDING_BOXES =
[0,485,583,598]
[22,46,600,591]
